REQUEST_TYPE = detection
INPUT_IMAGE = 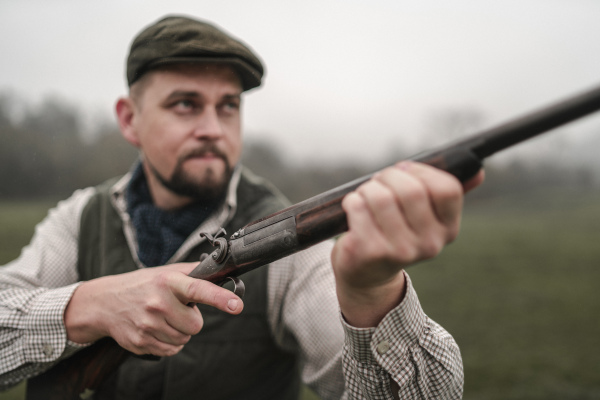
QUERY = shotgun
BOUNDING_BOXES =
[26,83,600,399]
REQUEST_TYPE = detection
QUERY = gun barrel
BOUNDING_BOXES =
[233,82,600,274]
[467,84,600,159]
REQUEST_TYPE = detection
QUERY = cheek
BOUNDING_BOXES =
[227,130,243,164]
[137,121,185,165]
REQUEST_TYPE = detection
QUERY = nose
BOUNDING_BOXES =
[193,106,224,140]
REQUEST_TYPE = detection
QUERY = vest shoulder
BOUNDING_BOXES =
[78,176,123,220]
[90,176,124,196]
[237,167,291,220]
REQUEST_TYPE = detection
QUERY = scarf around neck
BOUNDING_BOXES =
[126,163,220,267]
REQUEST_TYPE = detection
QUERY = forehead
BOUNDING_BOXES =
[139,63,243,97]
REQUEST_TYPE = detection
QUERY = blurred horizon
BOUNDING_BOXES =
[1,0,600,165]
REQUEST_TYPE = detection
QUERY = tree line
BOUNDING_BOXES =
[0,92,597,203]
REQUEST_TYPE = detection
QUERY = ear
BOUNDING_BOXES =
[115,97,141,147]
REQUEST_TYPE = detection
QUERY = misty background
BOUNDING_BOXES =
[1,1,600,399]
[0,92,597,201]
[1,0,600,169]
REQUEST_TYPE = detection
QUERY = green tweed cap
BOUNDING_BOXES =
[127,15,264,91]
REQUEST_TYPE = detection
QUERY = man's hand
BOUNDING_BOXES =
[332,161,484,327]
[64,262,243,356]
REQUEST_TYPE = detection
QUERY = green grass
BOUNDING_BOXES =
[0,200,57,263]
[1,191,600,399]
[410,190,600,399]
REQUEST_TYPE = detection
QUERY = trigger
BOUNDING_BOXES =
[227,277,245,299]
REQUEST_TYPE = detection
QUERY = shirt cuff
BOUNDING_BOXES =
[21,283,82,364]
[341,272,427,369]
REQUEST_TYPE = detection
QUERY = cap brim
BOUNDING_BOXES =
[135,57,263,91]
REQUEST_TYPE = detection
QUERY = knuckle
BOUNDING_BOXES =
[197,282,216,304]
[342,191,365,213]
[188,281,224,309]
[209,289,221,305]
[446,223,460,243]
[437,179,462,202]
[164,345,184,357]
[358,180,398,211]
[389,238,416,264]
[187,279,217,305]
[336,234,360,260]
[377,166,399,182]
[169,333,192,347]
[397,243,418,264]
[419,234,445,260]
[185,279,200,300]
[372,187,396,210]
[129,333,148,350]
[421,242,442,260]
[144,296,165,314]
[179,335,193,346]
[152,270,172,288]
[136,319,154,335]
[403,181,428,204]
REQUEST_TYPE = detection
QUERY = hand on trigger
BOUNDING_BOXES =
[64,262,244,356]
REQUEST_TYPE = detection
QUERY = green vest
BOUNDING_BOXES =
[31,170,301,400]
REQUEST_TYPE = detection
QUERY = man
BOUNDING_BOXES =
[0,15,483,399]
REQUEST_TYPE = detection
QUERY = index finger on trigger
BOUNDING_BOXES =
[171,274,244,315]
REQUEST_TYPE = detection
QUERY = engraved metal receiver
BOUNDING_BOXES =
[190,212,303,298]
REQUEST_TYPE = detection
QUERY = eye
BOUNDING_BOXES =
[220,98,240,114]
[225,101,239,110]
[172,99,196,113]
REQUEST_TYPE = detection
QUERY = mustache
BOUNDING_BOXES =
[179,144,229,164]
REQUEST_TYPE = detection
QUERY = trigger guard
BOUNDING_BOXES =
[227,277,245,299]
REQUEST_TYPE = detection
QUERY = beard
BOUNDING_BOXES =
[146,144,233,204]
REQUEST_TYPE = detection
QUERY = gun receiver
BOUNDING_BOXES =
[27,83,600,400]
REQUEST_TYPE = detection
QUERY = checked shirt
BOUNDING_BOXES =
[0,167,463,399]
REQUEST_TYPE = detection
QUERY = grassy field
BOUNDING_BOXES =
[1,190,599,399]
[411,190,600,399]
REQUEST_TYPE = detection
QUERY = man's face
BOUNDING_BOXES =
[129,64,243,203]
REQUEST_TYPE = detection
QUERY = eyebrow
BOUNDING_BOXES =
[162,91,241,103]
[163,91,202,102]
[222,94,242,102]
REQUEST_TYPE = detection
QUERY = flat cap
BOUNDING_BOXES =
[127,16,264,91]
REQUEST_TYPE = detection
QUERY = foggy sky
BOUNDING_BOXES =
[1,0,600,164]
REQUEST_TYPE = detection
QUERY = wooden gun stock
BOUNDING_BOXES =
[27,83,600,399]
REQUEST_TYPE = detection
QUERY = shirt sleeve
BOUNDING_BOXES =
[268,244,463,400]
[0,187,95,389]
[342,272,464,399]
[267,240,347,399]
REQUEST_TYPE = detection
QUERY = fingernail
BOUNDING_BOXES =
[227,299,238,311]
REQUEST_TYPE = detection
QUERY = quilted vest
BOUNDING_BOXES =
[29,170,301,400]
